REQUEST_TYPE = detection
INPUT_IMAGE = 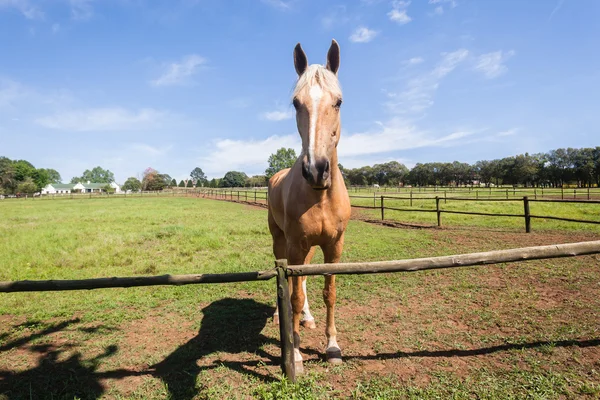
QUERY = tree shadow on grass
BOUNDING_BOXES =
[0,319,117,400]
[151,298,278,400]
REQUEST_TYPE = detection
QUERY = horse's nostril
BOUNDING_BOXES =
[324,160,330,173]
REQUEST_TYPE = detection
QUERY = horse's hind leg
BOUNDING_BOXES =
[300,247,317,329]
[321,235,345,365]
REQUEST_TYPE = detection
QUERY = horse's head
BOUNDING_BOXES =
[292,40,342,190]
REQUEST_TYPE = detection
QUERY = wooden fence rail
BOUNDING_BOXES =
[2,240,600,382]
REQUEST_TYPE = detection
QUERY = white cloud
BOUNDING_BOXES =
[261,108,293,121]
[200,134,300,176]
[0,0,43,19]
[130,143,173,156]
[405,57,424,65]
[198,119,477,176]
[70,0,93,21]
[51,23,60,33]
[349,26,378,43]
[429,0,457,14]
[474,50,515,79]
[429,0,457,6]
[392,0,411,7]
[497,128,519,137]
[151,54,206,87]
[549,0,565,21]
[261,0,293,10]
[387,49,468,114]
[35,107,167,131]
[388,8,411,24]
[339,118,476,157]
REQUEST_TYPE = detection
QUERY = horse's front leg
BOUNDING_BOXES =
[287,244,310,374]
[322,234,345,364]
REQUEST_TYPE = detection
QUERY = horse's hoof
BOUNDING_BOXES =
[300,319,316,329]
[294,361,304,375]
[326,347,342,365]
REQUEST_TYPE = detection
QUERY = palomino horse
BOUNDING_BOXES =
[268,39,351,373]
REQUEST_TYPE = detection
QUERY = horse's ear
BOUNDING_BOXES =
[326,39,340,75]
[294,43,308,76]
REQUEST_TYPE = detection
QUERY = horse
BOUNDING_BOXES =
[267,39,351,374]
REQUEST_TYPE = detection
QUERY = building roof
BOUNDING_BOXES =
[51,183,76,189]
[47,182,118,189]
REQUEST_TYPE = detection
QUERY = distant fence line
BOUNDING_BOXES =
[2,239,600,382]
[198,189,600,233]
[3,188,599,233]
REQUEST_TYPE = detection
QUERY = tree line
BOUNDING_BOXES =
[3,146,598,195]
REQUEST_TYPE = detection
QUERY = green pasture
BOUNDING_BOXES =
[0,197,599,399]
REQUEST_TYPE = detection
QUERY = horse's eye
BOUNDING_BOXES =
[334,99,342,109]
[293,98,300,109]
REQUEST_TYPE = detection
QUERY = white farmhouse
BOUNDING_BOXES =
[41,181,121,194]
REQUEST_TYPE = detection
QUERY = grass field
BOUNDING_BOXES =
[1,197,599,399]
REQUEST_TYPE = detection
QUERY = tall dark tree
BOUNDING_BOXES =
[220,171,248,187]
[122,177,142,192]
[190,167,208,186]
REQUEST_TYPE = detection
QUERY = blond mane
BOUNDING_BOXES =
[292,64,342,100]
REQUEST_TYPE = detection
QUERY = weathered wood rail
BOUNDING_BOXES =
[2,240,600,381]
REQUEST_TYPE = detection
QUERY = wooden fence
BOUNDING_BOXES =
[2,240,600,382]
[199,190,600,233]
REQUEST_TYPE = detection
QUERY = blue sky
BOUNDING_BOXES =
[1,0,598,183]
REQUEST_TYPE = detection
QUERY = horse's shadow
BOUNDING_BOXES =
[151,298,278,399]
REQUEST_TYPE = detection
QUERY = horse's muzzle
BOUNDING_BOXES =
[302,156,330,190]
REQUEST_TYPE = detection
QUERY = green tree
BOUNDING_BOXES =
[209,178,218,188]
[190,167,207,187]
[220,171,248,188]
[32,168,50,190]
[17,178,37,194]
[178,180,185,187]
[13,160,35,182]
[141,168,166,191]
[265,148,297,179]
[170,178,177,187]
[72,166,115,183]
[186,179,194,187]
[40,168,62,184]
[122,177,142,192]
[0,157,16,194]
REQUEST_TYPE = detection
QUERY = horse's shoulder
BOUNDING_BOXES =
[268,168,291,189]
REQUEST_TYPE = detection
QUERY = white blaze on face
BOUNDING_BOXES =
[308,84,323,176]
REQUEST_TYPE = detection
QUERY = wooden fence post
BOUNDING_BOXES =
[275,259,295,382]
[255,191,257,203]
[444,191,447,204]
[373,192,376,208]
[523,196,531,233]
[436,196,441,227]
[506,189,509,199]
[574,189,576,199]
[561,187,564,200]
[588,187,590,200]
[410,191,413,207]
[534,188,537,200]
[381,196,384,220]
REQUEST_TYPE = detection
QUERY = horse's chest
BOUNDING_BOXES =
[292,205,347,243]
